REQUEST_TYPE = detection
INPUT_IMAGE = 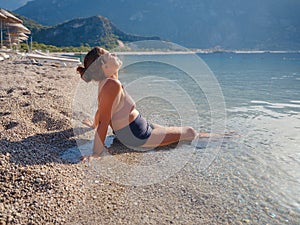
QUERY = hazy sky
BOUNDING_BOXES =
[0,0,30,11]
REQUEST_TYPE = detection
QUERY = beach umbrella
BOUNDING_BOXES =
[7,34,29,42]
[0,9,23,24]
[19,33,28,38]
[9,34,28,40]
[9,32,28,38]
[0,12,7,20]
[10,37,27,43]
[5,36,27,47]
[19,36,28,41]
[6,23,31,34]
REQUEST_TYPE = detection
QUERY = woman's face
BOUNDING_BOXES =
[101,53,122,78]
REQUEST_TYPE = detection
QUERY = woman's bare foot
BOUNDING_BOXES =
[192,131,240,148]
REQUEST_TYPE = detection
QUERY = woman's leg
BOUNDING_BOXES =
[142,126,197,148]
[142,125,237,148]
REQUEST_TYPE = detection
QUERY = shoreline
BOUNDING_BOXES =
[113,50,300,55]
[55,50,300,57]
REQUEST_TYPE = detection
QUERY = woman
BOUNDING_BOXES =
[77,47,219,162]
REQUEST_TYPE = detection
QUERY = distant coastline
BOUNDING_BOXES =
[116,50,300,55]
[208,50,300,54]
[61,50,300,58]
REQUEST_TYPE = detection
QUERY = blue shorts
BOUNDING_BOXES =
[113,114,153,147]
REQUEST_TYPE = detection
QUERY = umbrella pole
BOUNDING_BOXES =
[7,27,12,50]
[30,36,32,52]
[0,20,3,49]
[25,39,28,52]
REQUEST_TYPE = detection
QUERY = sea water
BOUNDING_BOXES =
[203,53,300,216]
[116,52,300,220]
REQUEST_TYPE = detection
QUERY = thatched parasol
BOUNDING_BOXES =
[10,36,28,42]
[0,9,23,24]
[0,12,8,20]
[9,32,28,38]
[6,23,31,34]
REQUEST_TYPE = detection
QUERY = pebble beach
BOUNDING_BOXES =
[0,58,298,225]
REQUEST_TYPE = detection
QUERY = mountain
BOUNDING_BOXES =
[16,14,46,34]
[15,0,300,50]
[0,0,29,10]
[20,15,160,48]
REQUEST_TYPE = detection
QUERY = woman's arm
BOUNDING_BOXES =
[92,115,109,155]
[81,79,122,161]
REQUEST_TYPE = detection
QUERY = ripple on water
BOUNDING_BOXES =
[225,103,300,219]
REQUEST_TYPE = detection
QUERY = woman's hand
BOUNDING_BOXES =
[80,146,108,163]
[80,153,101,163]
[82,118,95,129]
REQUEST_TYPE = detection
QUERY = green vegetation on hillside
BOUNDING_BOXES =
[17,14,160,49]
[19,42,92,52]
